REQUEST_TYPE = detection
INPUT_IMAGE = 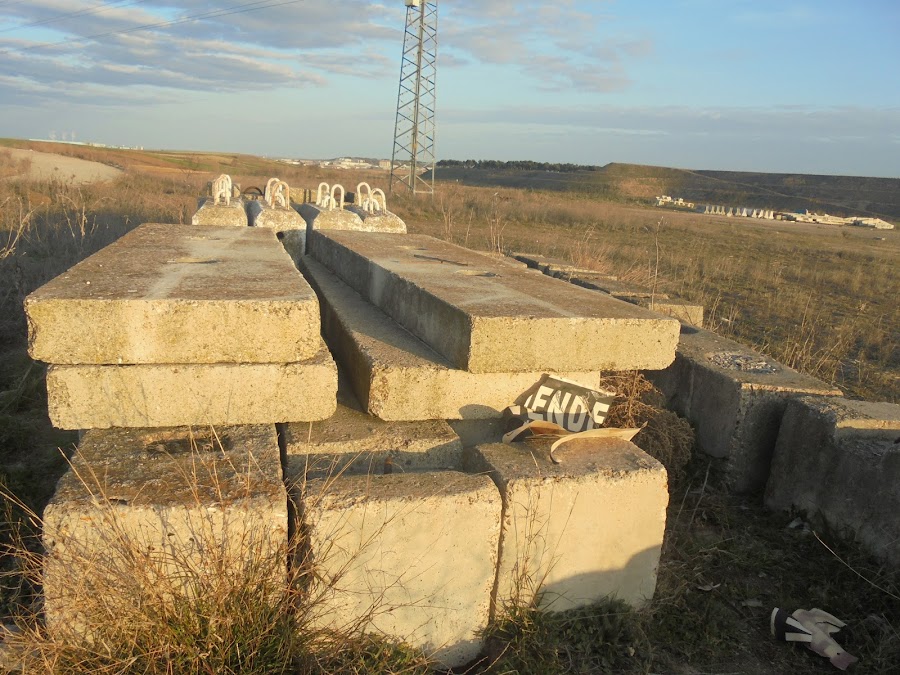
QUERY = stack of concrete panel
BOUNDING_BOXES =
[26,223,338,428]
[310,231,680,373]
[281,231,680,666]
[647,325,841,493]
[765,396,900,566]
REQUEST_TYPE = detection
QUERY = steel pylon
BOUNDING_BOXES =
[390,1,437,196]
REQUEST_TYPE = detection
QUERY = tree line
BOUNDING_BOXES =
[437,159,600,172]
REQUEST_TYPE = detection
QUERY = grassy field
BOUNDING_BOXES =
[436,161,900,220]
[0,142,897,673]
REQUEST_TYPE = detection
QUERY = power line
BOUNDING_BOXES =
[2,0,305,55]
[0,0,149,35]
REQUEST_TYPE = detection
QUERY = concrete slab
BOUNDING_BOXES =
[26,223,322,365]
[299,256,608,421]
[191,198,248,227]
[43,424,286,639]
[295,203,364,231]
[299,470,501,668]
[647,325,842,493]
[463,438,668,613]
[46,341,337,429]
[765,396,900,566]
[281,383,462,480]
[309,231,680,373]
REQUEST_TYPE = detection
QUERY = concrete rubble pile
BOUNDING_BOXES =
[24,178,692,668]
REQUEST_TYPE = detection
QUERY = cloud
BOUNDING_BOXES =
[0,0,650,104]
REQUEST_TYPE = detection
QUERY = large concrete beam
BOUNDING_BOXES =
[298,470,501,668]
[46,342,337,429]
[43,424,286,639]
[26,223,322,365]
[464,438,668,613]
[308,231,680,374]
[298,256,607,421]
[765,396,900,566]
[647,325,841,492]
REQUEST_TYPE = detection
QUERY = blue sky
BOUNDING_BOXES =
[0,1,897,176]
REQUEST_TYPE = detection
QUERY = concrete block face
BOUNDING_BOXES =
[295,203,365,231]
[301,471,501,668]
[299,256,608,421]
[47,342,338,429]
[345,205,408,233]
[464,439,668,613]
[281,389,463,479]
[570,274,667,299]
[308,231,680,373]
[43,424,287,638]
[765,397,900,566]
[191,198,248,227]
[26,223,322,365]
[247,200,306,231]
[646,326,841,493]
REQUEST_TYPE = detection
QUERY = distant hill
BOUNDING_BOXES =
[433,161,900,221]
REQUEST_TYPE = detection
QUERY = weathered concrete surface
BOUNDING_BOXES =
[191,198,248,227]
[26,223,322,365]
[46,342,337,429]
[299,256,607,421]
[300,471,501,668]
[463,438,668,613]
[647,325,842,493]
[43,424,287,639]
[345,205,408,233]
[295,203,364,231]
[247,200,306,231]
[309,231,680,373]
[765,396,900,566]
[448,418,507,448]
[282,382,462,479]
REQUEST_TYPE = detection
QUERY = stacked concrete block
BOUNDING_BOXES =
[765,396,900,566]
[298,255,615,420]
[647,325,841,493]
[298,470,501,668]
[43,424,287,639]
[26,222,338,428]
[463,438,668,613]
[307,231,680,374]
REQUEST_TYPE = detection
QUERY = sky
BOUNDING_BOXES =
[0,1,898,177]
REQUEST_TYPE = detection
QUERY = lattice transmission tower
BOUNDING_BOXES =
[390,0,437,196]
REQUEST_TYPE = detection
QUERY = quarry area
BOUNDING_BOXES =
[0,162,893,674]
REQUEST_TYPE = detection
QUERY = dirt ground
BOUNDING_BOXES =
[1,147,123,184]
